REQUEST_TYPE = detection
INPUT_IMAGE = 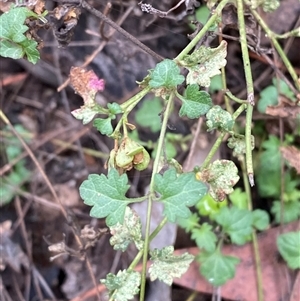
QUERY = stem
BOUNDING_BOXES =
[139,94,174,301]
[112,87,151,138]
[108,217,168,301]
[250,8,300,91]
[237,0,255,186]
[175,0,229,60]
[241,160,264,301]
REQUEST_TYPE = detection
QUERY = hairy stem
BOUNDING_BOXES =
[241,160,264,301]
[139,94,174,301]
[237,0,255,186]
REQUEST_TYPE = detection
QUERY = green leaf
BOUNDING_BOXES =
[154,168,208,222]
[271,201,300,224]
[0,40,24,59]
[206,106,234,132]
[149,246,194,285]
[198,249,240,286]
[191,223,217,252]
[256,136,281,198]
[215,206,253,245]
[93,117,113,135]
[262,0,280,12]
[228,188,248,210]
[201,160,240,201]
[209,75,223,93]
[272,78,296,101]
[177,213,200,233]
[0,7,41,64]
[196,194,228,220]
[21,38,40,64]
[107,102,123,115]
[101,270,141,301]
[179,84,212,119]
[79,169,131,226]
[0,8,28,42]
[180,41,227,87]
[135,97,163,132]
[109,207,143,251]
[252,209,270,231]
[71,106,98,124]
[257,85,278,113]
[277,231,300,269]
[149,59,185,89]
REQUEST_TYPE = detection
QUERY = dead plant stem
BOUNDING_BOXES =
[81,0,164,61]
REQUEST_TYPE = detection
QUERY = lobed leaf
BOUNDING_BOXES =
[101,270,141,301]
[181,41,227,87]
[154,168,208,222]
[198,249,240,286]
[149,246,194,285]
[191,223,217,252]
[149,59,185,89]
[93,118,113,135]
[277,231,300,269]
[252,209,270,231]
[79,169,131,226]
[206,105,234,132]
[200,160,240,201]
[215,206,253,245]
[179,84,213,119]
[109,207,144,251]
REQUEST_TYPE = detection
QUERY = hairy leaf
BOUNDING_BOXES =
[206,105,234,132]
[109,207,143,251]
[200,160,240,201]
[198,249,240,286]
[135,97,163,132]
[252,209,270,231]
[271,201,300,224]
[154,168,208,222]
[101,270,141,301]
[179,84,212,119]
[215,206,253,245]
[93,118,113,135]
[79,169,131,226]
[191,223,217,252]
[149,246,194,285]
[277,231,300,269]
[149,59,185,89]
[181,41,227,87]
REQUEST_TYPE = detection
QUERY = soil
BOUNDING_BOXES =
[1,0,300,301]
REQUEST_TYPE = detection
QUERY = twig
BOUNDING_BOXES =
[250,8,300,92]
[81,0,164,61]
[58,3,136,92]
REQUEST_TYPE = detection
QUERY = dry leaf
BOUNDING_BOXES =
[266,96,300,118]
[280,146,300,174]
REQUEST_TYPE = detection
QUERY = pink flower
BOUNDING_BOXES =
[88,75,105,91]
